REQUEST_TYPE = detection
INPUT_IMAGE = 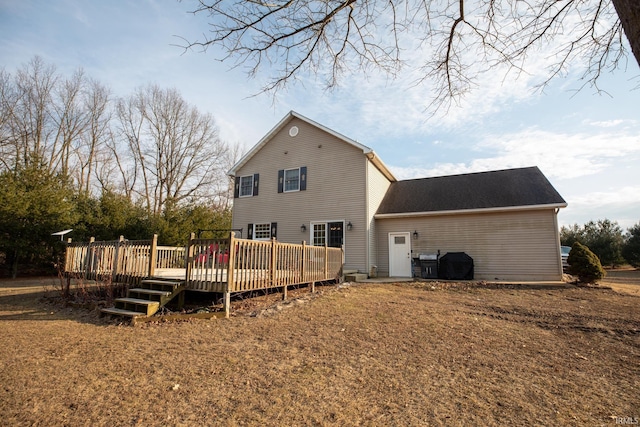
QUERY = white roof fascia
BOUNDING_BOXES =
[227,111,396,181]
[374,203,568,219]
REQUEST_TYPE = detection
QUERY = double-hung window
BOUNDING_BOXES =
[234,173,259,198]
[278,166,307,193]
[239,175,253,197]
[284,168,300,192]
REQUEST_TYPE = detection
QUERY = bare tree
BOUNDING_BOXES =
[4,57,59,169]
[0,69,16,170]
[115,85,229,215]
[182,0,639,110]
[50,69,89,176]
[0,58,97,180]
[216,140,243,212]
[112,93,145,202]
[74,79,112,195]
[1,57,233,214]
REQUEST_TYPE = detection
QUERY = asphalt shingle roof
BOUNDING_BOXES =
[376,166,566,215]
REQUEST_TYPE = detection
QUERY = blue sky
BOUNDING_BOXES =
[1,0,639,229]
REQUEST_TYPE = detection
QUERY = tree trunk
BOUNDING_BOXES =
[10,249,18,279]
[612,0,640,68]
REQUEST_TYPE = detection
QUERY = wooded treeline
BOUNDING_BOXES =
[560,219,640,268]
[0,57,234,277]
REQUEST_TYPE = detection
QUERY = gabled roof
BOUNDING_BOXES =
[376,167,567,217]
[228,111,396,181]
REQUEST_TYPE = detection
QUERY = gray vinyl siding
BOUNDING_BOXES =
[232,117,369,272]
[375,209,562,281]
[366,160,392,275]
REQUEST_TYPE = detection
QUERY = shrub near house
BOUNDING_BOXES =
[567,242,606,284]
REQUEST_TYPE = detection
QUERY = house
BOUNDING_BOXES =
[229,111,567,281]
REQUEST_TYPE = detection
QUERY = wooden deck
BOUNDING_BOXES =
[64,233,344,317]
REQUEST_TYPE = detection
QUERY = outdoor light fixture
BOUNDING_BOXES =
[413,230,419,239]
[301,224,307,232]
[347,221,353,231]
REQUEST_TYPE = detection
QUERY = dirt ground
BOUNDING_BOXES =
[599,267,640,296]
[0,272,638,426]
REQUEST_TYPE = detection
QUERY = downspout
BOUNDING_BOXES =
[364,156,370,277]
[553,208,563,279]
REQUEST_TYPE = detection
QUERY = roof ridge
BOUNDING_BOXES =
[396,166,539,183]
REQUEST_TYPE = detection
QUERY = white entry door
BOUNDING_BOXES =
[389,232,412,277]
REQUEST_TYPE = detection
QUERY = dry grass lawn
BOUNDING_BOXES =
[0,273,638,426]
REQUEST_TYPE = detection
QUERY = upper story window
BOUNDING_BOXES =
[278,166,307,193]
[239,175,253,197]
[284,168,300,192]
[234,173,259,198]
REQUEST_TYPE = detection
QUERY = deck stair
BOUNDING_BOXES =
[101,278,185,320]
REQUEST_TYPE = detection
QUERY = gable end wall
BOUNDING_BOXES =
[232,117,369,272]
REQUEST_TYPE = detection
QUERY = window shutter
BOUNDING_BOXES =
[270,222,277,239]
[234,176,240,198]
[300,166,307,191]
[247,223,253,240]
[253,173,259,196]
[277,169,284,193]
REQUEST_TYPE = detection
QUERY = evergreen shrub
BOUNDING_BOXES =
[567,242,606,284]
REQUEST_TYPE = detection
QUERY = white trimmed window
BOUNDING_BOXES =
[312,223,326,246]
[311,221,344,248]
[239,175,253,197]
[278,167,306,193]
[284,168,300,192]
[253,223,271,240]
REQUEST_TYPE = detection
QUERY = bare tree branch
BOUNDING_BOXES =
[179,0,636,110]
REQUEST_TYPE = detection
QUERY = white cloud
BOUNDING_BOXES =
[389,126,640,181]
[587,119,627,128]
[570,186,640,207]
[559,186,640,229]
[478,129,640,180]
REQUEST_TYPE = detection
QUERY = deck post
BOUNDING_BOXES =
[324,244,329,281]
[224,231,236,318]
[302,241,312,292]
[85,237,95,279]
[271,238,285,300]
[177,289,185,309]
[148,234,158,278]
[65,238,72,294]
[112,235,125,283]
[64,238,72,271]
[341,244,345,282]
[185,233,195,285]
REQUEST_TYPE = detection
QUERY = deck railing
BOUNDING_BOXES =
[156,246,186,269]
[185,234,344,294]
[65,236,156,284]
[64,232,344,316]
[186,237,233,292]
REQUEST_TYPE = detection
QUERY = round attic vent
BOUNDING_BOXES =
[289,126,299,137]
